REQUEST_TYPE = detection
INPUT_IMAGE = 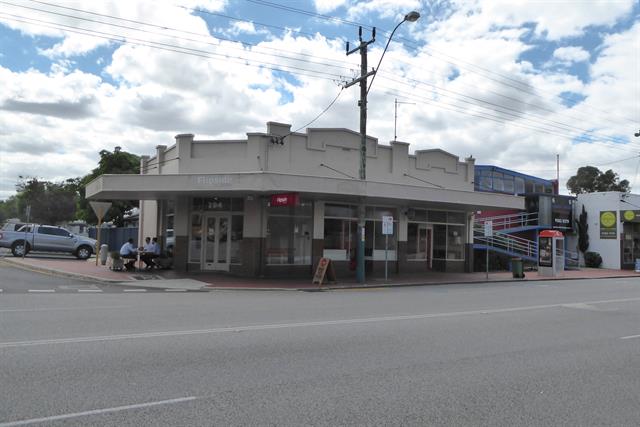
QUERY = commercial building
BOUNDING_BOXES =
[571,192,640,269]
[86,122,522,278]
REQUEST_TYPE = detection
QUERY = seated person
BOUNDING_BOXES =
[140,236,158,269]
[120,238,138,271]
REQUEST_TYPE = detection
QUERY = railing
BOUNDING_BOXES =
[473,227,537,259]
[474,211,539,231]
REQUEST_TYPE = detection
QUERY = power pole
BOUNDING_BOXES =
[345,26,375,283]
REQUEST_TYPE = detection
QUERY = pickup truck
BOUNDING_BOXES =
[0,224,97,259]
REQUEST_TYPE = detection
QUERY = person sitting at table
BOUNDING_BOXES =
[140,236,158,270]
[119,238,138,271]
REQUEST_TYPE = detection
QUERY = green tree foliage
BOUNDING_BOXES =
[566,166,630,194]
[576,205,589,256]
[0,196,20,223]
[75,148,140,226]
[11,177,77,225]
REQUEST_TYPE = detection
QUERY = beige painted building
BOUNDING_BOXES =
[86,122,523,278]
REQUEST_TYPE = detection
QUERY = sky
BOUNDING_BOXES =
[0,0,638,200]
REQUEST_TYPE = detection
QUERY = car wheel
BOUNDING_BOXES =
[76,245,92,260]
[11,241,29,257]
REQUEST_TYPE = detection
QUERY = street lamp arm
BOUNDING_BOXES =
[366,18,405,95]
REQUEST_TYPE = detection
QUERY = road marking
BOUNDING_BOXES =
[123,289,146,292]
[0,305,131,313]
[2,295,640,349]
[27,290,55,293]
[0,289,3,292]
[561,303,602,311]
[0,396,198,426]
[620,334,640,340]
[164,289,187,292]
[77,289,103,293]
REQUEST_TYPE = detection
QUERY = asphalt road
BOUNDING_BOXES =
[1,267,640,426]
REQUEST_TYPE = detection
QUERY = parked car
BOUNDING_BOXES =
[0,224,97,259]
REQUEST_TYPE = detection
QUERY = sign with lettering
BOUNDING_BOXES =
[312,257,336,286]
[270,193,299,207]
[600,210,617,239]
[382,216,393,235]
[620,210,640,223]
[194,175,233,187]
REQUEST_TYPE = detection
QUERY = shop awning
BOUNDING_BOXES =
[86,172,524,211]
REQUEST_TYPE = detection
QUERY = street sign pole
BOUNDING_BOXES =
[382,216,393,282]
[22,205,31,259]
[484,220,493,280]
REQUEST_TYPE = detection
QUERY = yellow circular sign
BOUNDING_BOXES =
[624,210,635,221]
[601,211,616,228]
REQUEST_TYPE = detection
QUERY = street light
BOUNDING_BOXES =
[345,11,420,283]
[368,11,421,94]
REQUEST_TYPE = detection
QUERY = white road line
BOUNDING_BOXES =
[0,306,131,313]
[164,289,187,292]
[27,290,55,293]
[0,289,3,292]
[620,334,640,340]
[77,289,103,293]
[0,396,198,426]
[2,295,640,349]
[123,289,146,292]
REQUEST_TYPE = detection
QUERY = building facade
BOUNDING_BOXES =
[86,122,522,278]
[571,192,640,270]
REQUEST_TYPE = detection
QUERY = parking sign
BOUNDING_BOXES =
[382,216,393,235]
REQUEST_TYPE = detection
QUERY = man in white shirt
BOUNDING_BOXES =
[119,238,138,271]
[140,237,157,269]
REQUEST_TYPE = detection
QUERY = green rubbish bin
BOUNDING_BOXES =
[511,257,524,279]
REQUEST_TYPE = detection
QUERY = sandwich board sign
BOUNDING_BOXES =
[312,257,336,287]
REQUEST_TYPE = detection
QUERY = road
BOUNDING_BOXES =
[1,263,640,426]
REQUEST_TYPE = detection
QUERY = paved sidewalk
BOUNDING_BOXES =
[2,254,640,290]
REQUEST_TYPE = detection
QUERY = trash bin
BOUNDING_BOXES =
[99,244,109,265]
[511,257,524,279]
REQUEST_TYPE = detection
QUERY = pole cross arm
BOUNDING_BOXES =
[343,70,376,89]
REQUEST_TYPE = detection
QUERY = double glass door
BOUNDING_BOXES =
[203,214,231,271]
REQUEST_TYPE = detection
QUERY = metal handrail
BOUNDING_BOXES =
[474,211,539,230]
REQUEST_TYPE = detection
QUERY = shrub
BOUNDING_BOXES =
[584,251,602,268]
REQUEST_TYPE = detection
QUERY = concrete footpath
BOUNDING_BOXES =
[2,254,640,291]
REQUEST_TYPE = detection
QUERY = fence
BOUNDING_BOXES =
[88,227,138,253]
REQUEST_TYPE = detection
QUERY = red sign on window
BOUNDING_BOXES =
[270,193,299,207]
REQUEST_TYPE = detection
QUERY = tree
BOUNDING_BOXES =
[0,196,20,223]
[576,205,589,259]
[566,166,630,194]
[76,148,140,226]
[13,177,77,224]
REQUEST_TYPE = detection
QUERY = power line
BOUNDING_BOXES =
[377,72,639,148]
[0,14,348,82]
[246,0,637,126]
[379,84,640,154]
[5,1,358,72]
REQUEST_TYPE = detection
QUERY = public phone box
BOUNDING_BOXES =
[538,230,564,277]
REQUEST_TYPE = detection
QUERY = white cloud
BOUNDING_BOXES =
[314,0,349,14]
[0,0,638,201]
[553,46,590,63]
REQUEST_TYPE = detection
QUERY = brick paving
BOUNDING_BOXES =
[2,254,639,290]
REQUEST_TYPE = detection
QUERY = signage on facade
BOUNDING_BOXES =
[551,197,573,229]
[382,216,394,235]
[270,193,299,207]
[620,210,640,223]
[599,210,617,239]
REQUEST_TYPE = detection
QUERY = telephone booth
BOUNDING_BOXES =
[538,230,564,277]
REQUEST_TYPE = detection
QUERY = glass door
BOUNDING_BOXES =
[202,214,231,271]
[418,224,433,269]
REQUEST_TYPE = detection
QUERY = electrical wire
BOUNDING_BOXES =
[5,1,358,72]
[0,14,347,82]
[377,72,639,148]
[246,0,638,126]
